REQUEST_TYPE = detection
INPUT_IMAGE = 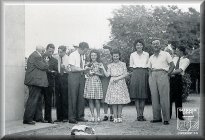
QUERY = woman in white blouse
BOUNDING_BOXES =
[129,39,149,121]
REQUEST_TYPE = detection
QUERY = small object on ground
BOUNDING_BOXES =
[71,125,95,135]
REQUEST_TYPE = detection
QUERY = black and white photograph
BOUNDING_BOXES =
[0,0,204,139]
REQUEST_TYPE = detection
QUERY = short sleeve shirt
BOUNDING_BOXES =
[148,50,173,71]
[129,51,149,68]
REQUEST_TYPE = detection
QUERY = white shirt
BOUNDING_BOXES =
[148,50,173,71]
[69,50,86,68]
[172,56,190,75]
[129,51,149,68]
[57,54,70,73]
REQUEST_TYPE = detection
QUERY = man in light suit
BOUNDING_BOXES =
[23,45,49,125]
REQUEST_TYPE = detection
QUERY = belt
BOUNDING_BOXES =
[133,67,148,70]
[151,69,167,73]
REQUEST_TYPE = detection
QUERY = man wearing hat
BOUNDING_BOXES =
[54,45,70,122]
[148,40,175,125]
[68,42,90,124]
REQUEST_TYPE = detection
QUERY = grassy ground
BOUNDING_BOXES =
[11,94,201,136]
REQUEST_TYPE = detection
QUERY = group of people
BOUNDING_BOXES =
[23,39,190,126]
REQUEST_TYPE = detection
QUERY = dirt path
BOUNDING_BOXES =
[12,94,200,136]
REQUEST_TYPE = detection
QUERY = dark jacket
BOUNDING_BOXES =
[42,55,58,87]
[24,51,49,87]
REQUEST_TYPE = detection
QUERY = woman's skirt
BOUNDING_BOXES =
[129,68,148,100]
[84,75,103,99]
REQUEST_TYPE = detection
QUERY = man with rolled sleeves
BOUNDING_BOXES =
[23,45,49,125]
[148,40,175,125]
[68,42,90,124]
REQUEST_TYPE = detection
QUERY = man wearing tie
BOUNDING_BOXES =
[170,45,190,120]
[68,42,90,124]
[54,45,70,122]
[42,44,58,123]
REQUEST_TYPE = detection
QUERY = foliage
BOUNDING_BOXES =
[105,5,199,101]
[182,73,192,101]
[107,5,200,65]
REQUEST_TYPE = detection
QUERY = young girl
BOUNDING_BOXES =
[84,49,103,122]
[100,49,130,123]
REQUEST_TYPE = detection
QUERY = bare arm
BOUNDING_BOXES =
[100,65,110,77]
[70,65,90,72]
[167,61,175,76]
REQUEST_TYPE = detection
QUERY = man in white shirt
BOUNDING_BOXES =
[68,42,90,124]
[170,45,190,120]
[148,40,175,125]
[54,45,70,123]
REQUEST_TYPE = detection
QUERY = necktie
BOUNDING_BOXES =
[175,57,181,70]
[60,56,64,75]
[80,55,83,69]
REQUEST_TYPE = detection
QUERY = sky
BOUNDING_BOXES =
[25,2,201,57]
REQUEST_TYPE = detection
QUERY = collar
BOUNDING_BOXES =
[135,51,146,55]
[153,50,162,57]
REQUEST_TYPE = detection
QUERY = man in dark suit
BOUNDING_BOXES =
[42,44,58,123]
[23,45,49,125]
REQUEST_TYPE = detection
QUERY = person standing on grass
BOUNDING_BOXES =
[100,49,130,123]
[148,40,175,125]
[84,49,104,122]
[169,45,190,120]
[129,39,149,121]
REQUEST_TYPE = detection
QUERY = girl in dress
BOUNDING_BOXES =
[100,49,130,123]
[84,49,104,122]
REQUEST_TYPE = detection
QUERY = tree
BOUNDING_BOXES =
[107,5,200,64]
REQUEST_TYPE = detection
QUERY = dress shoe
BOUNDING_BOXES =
[102,116,108,121]
[150,119,162,123]
[54,119,63,122]
[163,121,169,125]
[76,118,88,122]
[69,119,78,124]
[46,120,54,124]
[138,116,146,121]
[23,121,35,125]
[178,117,185,120]
[63,119,68,122]
[36,119,48,123]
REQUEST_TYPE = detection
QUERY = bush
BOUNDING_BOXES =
[182,73,192,102]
